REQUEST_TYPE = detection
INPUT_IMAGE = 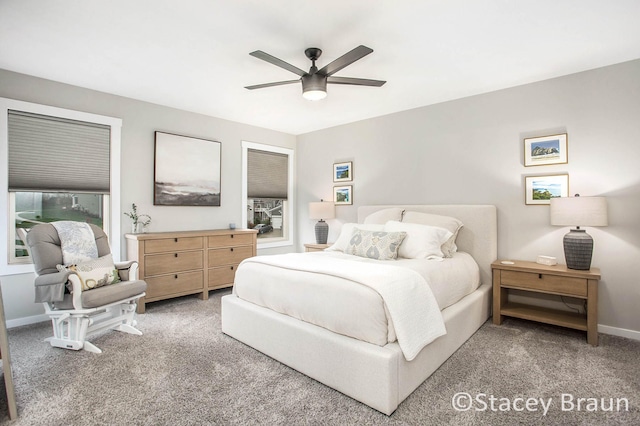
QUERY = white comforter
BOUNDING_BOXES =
[233,252,448,361]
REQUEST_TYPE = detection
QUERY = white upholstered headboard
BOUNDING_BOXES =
[357,205,497,286]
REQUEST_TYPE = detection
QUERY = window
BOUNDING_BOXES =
[242,141,294,248]
[1,98,121,274]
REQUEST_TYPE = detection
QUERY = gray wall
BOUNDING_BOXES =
[0,69,296,323]
[296,59,640,335]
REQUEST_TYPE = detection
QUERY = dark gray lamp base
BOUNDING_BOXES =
[315,220,329,244]
[563,228,593,270]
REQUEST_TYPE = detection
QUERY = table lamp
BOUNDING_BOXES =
[309,200,335,244]
[550,194,608,270]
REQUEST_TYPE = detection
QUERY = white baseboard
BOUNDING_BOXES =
[6,313,49,329]
[598,324,640,341]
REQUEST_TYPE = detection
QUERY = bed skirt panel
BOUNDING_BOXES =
[221,282,491,415]
[222,294,400,414]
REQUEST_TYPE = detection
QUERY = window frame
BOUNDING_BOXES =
[241,141,294,249]
[0,97,122,275]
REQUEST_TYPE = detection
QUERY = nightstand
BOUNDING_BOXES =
[304,243,330,252]
[492,260,601,346]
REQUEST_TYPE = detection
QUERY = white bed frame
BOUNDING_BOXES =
[222,205,497,415]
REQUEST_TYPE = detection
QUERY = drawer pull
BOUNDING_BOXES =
[175,238,178,242]
[174,253,178,257]
[231,234,234,238]
[175,274,178,279]
[539,274,543,279]
[230,266,234,271]
[230,247,234,252]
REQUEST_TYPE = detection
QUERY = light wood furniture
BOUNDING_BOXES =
[304,243,330,252]
[0,285,17,420]
[126,229,257,313]
[492,260,600,346]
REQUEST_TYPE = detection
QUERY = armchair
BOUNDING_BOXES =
[26,222,147,353]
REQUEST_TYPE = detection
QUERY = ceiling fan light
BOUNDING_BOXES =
[302,74,327,101]
[303,89,327,101]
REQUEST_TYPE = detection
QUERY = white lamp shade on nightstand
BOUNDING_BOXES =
[550,196,608,227]
[550,195,608,270]
[309,201,335,245]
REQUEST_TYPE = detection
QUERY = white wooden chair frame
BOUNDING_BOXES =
[43,263,145,354]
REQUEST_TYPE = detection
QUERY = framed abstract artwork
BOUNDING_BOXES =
[154,131,221,206]
[524,133,568,166]
[334,185,353,205]
[525,174,569,205]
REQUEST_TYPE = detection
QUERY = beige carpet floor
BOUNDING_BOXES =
[0,289,638,425]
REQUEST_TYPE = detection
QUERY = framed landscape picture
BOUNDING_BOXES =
[154,132,221,206]
[524,133,568,166]
[333,161,353,182]
[334,185,353,205]
[525,174,569,205]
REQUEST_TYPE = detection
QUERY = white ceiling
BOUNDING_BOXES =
[2,1,640,135]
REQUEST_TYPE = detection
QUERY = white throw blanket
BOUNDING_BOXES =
[241,253,446,361]
[52,221,98,265]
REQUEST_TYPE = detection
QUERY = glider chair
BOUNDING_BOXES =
[26,222,147,353]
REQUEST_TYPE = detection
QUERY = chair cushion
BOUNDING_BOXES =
[81,280,147,309]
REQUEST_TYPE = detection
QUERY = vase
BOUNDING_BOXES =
[132,223,144,234]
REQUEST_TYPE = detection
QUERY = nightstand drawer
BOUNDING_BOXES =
[501,270,587,297]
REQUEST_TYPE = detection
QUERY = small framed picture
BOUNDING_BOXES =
[525,174,569,205]
[334,185,353,205]
[524,133,568,166]
[333,161,353,182]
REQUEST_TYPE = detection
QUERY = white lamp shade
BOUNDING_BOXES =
[550,196,608,227]
[309,201,335,220]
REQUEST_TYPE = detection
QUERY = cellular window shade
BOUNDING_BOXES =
[247,148,288,199]
[8,110,111,193]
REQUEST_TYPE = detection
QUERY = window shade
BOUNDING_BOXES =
[8,110,111,193]
[247,148,288,199]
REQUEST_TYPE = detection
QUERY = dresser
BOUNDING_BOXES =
[126,229,257,313]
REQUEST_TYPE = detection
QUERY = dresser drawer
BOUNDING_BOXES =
[145,250,204,276]
[208,264,238,288]
[501,270,587,297]
[145,270,203,299]
[208,246,253,266]
[144,237,203,254]
[208,234,254,248]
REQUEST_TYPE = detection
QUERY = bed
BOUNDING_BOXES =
[221,205,497,415]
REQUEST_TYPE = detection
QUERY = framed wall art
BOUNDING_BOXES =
[154,131,221,206]
[333,161,353,182]
[524,133,568,166]
[525,174,569,205]
[334,185,353,205]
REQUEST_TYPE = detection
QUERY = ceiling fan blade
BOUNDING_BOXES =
[244,80,300,90]
[327,76,386,87]
[249,51,307,77]
[318,45,374,77]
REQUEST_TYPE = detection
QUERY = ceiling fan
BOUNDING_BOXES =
[244,45,386,101]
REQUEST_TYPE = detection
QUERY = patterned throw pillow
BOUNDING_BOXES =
[58,254,121,291]
[345,229,407,260]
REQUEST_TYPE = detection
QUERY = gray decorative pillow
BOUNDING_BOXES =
[345,229,407,260]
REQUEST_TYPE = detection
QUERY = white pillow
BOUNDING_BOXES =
[401,211,463,257]
[362,208,405,225]
[385,220,453,259]
[325,223,385,252]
